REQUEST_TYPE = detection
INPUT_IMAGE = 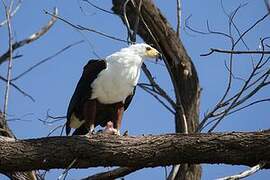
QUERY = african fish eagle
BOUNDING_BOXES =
[66,43,160,135]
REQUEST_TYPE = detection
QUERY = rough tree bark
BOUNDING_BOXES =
[0,111,36,180]
[112,0,201,179]
[0,132,269,172]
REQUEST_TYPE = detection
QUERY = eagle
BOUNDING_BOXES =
[66,43,160,135]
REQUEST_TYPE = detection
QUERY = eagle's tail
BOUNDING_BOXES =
[72,125,89,135]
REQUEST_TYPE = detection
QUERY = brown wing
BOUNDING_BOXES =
[66,59,106,135]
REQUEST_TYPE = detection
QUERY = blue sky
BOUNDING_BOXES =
[0,0,269,179]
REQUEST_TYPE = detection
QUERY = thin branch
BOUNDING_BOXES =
[168,164,180,180]
[201,48,270,56]
[138,84,175,114]
[81,167,141,180]
[184,15,210,35]
[0,75,35,102]
[12,40,84,81]
[234,13,269,46]
[0,0,22,27]
[227,98,270,116]
[123,0,132,43]
[206,20,233,41]
[198,13,270,132]
[130,0,142,43]
[199,71,270,132]
[57,159,77,180]
[81,0,115,15]
[141,63,177,110]
[47,125,64,137]
[265,0,270,13]
[44,9,130,43]
[187,17,235,132]
[176,0,181,37]
[38,109,65,126]
[2,0,13,121]
[220,1,251,53]
[208,39,269,132]
[207,20,236,109]
[0,8,58,65]
[217,162,266,180]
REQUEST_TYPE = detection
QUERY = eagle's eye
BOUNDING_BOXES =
[146,47,152,51]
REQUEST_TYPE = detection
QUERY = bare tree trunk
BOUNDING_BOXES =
[111,0,201,179]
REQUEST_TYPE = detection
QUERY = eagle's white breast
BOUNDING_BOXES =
[90,51,143,104]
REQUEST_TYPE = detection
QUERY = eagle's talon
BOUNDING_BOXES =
[85,129,95,137]
[114,130,121,136]
[103,121,120,135]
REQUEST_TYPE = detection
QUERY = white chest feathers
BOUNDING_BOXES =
[90,55,142,104]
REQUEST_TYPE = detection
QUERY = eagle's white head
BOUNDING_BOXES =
[125,43,161,59]
[106,43,161,66]
[92,43,160,104]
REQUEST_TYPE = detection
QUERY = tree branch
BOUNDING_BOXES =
[217,162,266,180]
[44,9,130,44]
[176,0,181,37]
[2,0,14,120]
[0,132,269,172]
[81,167,141,180]
[0,0,22,27]
[0,8,58,65]
[201,48,270,56]
[0,75,35,102]
[11,40,84,81]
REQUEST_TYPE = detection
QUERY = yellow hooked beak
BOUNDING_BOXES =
[145,47,161,59]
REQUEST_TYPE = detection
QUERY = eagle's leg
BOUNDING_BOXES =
[83,99,96,135]
[112,102,124,135]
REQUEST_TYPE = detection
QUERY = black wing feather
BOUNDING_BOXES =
[66,59,106,135]
[124,86,136,110]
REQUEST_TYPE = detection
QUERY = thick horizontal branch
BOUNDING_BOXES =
[0,132,269,172]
